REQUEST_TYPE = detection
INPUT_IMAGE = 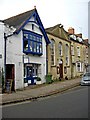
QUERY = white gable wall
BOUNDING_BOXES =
[6,31,24,89]
[0,22,4,74]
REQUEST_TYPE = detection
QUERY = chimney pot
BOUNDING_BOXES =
[68,27,75,34]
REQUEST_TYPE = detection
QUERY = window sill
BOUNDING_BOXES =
[23,51,43,56]
[51,65,56,67]
[77,71,83,73]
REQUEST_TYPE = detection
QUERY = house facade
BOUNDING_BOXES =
[68,27,89,78]
[1,8,50,90]
[0,21,4,85]
[46,24,72,80]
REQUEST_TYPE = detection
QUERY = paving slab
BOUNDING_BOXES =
[2,78,81,105]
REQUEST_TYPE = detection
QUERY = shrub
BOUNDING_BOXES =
[37,77,41,81]
[45,74,52,84]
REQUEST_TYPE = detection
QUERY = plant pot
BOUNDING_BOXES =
[24,83,28,87]
[36,81,42,85]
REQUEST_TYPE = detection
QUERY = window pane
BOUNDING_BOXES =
[37,43,39,53]
[34,42,37,52]
[40,43,42,53]
[39,38,42,42]
[30,35,32,39]
[30,41,33,51]
[24,40,28,51]
[24,34,28,39]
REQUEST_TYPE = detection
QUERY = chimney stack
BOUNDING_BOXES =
[68,27,75,34]
[84,39,88,43]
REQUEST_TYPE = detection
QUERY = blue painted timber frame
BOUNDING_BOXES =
[14,9,50,44]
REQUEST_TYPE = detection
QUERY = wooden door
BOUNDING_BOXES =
[6,64,15,91]
[59,63,63,78]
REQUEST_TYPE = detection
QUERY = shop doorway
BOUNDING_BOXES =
[24,64,39,85]
[6,64,15,91]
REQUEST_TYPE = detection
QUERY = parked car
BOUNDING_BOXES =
[81,72,90,86]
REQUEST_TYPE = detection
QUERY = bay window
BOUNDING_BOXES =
[23,30,42,55]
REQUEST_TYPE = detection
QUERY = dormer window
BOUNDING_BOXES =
[23,30,42,55]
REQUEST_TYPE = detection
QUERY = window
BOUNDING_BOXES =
[50,39,55,65]
[77,47,80,57]
[58,42,62,56]
[64,67,67,74]
[65,44,69,65]
[32,24,34,30]
[24,40,28,51]
[86,47,88,55]
[76,62,83,72]
[71,45,74,55]
[23,30,42,55]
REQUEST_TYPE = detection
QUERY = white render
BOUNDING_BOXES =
[0,22,4,74]
[4,16,47,90]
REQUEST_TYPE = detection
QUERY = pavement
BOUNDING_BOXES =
[0,77,81,105]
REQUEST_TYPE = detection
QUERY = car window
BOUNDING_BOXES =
[83,73,90,77]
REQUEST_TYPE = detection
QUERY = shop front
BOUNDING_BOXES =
[24,63,41,86]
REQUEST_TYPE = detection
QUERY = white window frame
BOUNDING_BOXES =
[76,62,83,72]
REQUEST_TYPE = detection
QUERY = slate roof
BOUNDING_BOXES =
[3,8,50,44]
[46,24,70,42]
[3,9,35,32]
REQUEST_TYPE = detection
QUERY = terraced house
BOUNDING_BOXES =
[0,7,50,91]
[46,25,89,80]
[46,24,72,80]
[68,27,89,78]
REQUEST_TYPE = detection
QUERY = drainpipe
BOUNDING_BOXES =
[4,33,14,89]
[46,44,48,75]
[4,33,7,89]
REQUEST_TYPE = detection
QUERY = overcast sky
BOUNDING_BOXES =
[0,0,89,39]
